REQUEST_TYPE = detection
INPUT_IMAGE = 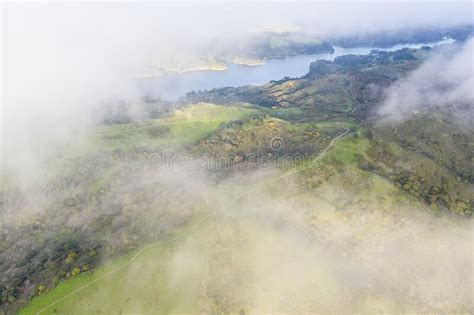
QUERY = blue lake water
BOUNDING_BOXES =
[138,38,454,101]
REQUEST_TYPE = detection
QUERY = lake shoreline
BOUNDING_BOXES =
[137,38,455,100]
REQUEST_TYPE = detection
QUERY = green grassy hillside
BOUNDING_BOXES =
[18,130,471,314]
[3,46,473,314]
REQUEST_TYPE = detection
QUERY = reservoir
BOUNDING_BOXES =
[138,38,454,101]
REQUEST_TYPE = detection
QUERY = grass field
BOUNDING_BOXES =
[19,242,188,314]
[93,103,264,150]
[18,213,211,315]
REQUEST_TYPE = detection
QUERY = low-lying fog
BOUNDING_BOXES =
[56,163,473,313]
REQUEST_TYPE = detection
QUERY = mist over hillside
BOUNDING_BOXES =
[1,2,473,314]
[3,2,473,170]
[378,38,474,125]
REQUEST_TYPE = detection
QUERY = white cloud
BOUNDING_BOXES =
[378,37,474,124]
